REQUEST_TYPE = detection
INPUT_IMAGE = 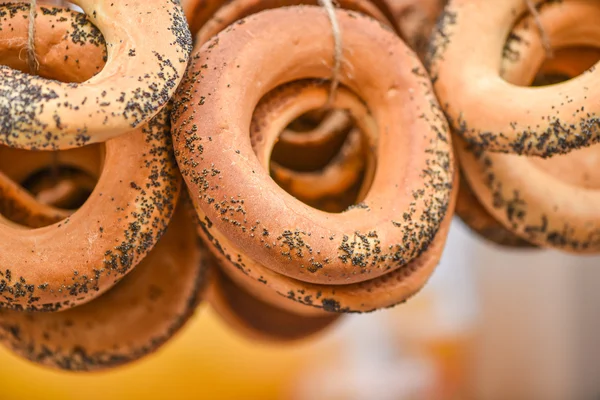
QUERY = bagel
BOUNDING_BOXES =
[207,265,341,342]
[197,172,457,314]
[172,6,453,285]
[0,1,191,149]
[0,201,207,371]
[428,0,600,156]
[0,5,181,311]
[456,2,600,251]
[195,78,458,315]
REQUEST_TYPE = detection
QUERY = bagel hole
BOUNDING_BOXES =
[21,166,96,210]
[270,109,373,213]
[531,47,599,87]
[0,143,104,227]
[271,109,354,172]
[529,46,600,188]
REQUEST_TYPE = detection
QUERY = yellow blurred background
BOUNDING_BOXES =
[0,305,342,400]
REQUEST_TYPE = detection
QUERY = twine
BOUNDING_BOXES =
[525,0,553,58]
[318,0,342,106]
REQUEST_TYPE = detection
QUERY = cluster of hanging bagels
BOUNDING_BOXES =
[0,0,594,371]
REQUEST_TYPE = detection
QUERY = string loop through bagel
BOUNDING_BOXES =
[27,0,39,74]
[318,0,342,105]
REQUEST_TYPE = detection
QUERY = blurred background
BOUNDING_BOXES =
[1,219,598,400]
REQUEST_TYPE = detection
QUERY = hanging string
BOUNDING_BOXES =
[318,0,343,106]
[28,0,40,74]
[525,0,553,58]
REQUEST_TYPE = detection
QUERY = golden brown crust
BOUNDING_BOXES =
[0,2,192,149]
[172,7,453,284]
[428,0,600,156]
[197,171,457,314]
[0,5,181,311]
[0,202,207,371]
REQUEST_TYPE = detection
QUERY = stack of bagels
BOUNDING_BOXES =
[0,0,595,372]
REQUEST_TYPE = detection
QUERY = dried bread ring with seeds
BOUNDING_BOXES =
[457,3,600,252]
[0,1,191,150]
[195,79,458,315]
[0,201,206,371]
[427,0,600,156]
[0,5,181,311]
[197,173,457,314]
[172,7,453,285]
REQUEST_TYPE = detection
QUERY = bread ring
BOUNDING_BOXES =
[172,7,453,284]
[0,108,180,311]
[457,7,600,251]
[0,202,207,371]
[195,0,394,45]
[0,6,181,310]
[207,265,341,342]
[428,0,600,156]
[197,171,457,314]
[0,1,192,150]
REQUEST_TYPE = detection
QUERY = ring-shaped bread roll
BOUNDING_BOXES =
[197,173,457,314]
[457,5,600,251]
[207,265,341,342]
[0,5,181,310]
[0,1,192,150]
[0,202,207,371]
[200,78,457,315]
[172,7,453,285]
[0,108,180,311]
[428,0,600,156]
